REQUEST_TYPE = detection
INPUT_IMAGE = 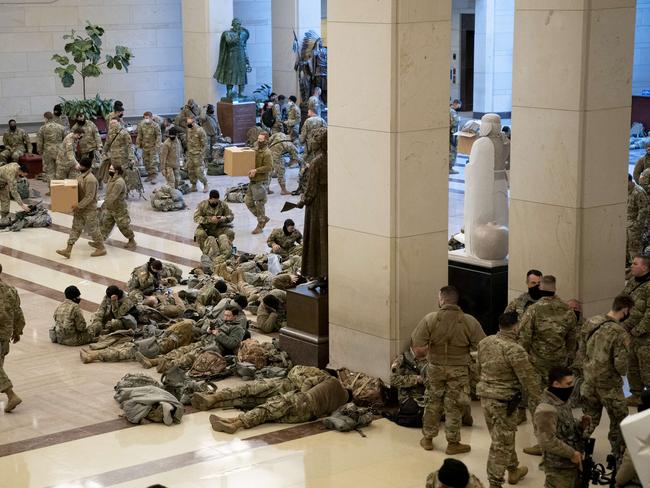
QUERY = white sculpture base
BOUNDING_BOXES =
[448,248,508,269]
[621,408,650,486]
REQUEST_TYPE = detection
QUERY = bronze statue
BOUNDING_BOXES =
[214,18,252,101]
[293,30,327,106]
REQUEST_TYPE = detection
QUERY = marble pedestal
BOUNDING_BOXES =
[448,250,508,335]
[279,283,329,368]
[217,101,256,144]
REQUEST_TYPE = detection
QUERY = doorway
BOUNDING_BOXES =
[460,13,475,112]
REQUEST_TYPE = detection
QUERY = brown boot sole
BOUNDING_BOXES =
[4,395,22,413]
[90,249,107,257]
[56,250,71,259]
[209,415,238,434]
[445,443,471,455]
[508,466,528,484]
[419,437,434,451]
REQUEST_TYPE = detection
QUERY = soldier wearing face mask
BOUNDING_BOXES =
[160,127,182,188]
[52,104,70,132]
[50,285,95,346]
[70,113,102,159]
[245,132,273,234]
[193,189,235,253]
[99,164,136,250]
[504,269,543,320]
[199,104,220,163]
[127,258,164,301]
[1,120,31,164]
[136,111,162,183]
[185,116,208,192]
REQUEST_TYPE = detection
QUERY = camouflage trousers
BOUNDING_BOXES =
[202,235,234,268]
[51,329,94,347]
[55,160,79,180]
[0,186,10,217]
[482,397,519,487]
[141,148,159,176]
[100,205,135,240]
[543,466,580,488]
[627,226,643,264]
[156,321,196,356]
[42,147,59,183]
[580,382,627,456]
[627,338,650,397]
[0,148,24,164]
[0,340,12,392]
[186,154,207,187]
[239,390,313,429]
[68,207,103,247]
[163,167,181,188]
[160,343,202,370]
[195,378,293,410]
[449,144,457,171]
[422,364,470,443]
[87,342,135,362]
[206,134,217,163]
[270,143,300,186]
[244,183,267,225]
[194,225,235,254]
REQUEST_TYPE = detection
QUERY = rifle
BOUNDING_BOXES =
[581,437,618,487]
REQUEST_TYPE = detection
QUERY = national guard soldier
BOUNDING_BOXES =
[160,127,182,188]
[104,119,133,170]
[268,132,301,195]
[99,164,136,250]
[1,119,31,164]
[70,113,102,158]
[267,219,302,259]
[504,269,543,320]
[0,263,25,412]
[449,100,461,174]
[0,163,30,219]
[426,458,485,488]
[193,190,235,253]
[627,174,649,265]
[50,285,95,346]
[54,127,84,180]
[200,104,220,163]
[186,116,208,192]
[633,141,650,184]
[136,111,162,183]
[245,132,273,234]
[285,95,301,142]
[52,104,70,132]
[37,112,65,185]
[390,341,427,408]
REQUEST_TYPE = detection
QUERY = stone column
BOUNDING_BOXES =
[272,0,321,99]
[182,0,233,104]
[327,0,451,379]
[509,1,635,316]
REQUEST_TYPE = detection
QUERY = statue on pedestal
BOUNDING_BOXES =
[214,18,252,101]
[463,114,511,260]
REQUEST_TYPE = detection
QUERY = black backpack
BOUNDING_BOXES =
[261,108,276,128]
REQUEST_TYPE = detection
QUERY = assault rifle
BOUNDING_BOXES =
[581,438,617,487]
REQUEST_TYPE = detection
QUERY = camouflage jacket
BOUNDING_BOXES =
[504,291,537,320]
[186,126,207,157]
[37,121,64,153]
[127,264,160,296]
[287,365,332,392]
[104,128,133,163]
[250,148,272,183]
[627,183,649,229]
[622,275,650,338]
[389,348,426,406]
[633,154,650,184]
[53,299,87,337]
[299,116,327,145]
[76,169,99,211]
[0,163,25,206]
[104,174,128,211]
[160,138,182,171]
[535,389,584,469]
[0,278,26,340]
[193,199,234,229]
[136,120,161,149]
[476,329,541,403]
[426,470,484,488]
[91,294,137,328]
[71,121,102,153]
[519,295,577,367]
[52,114,70,132]
[285,102,300,128]
[57,132,78,168]
[267,228,302,254]
[582,314,629,389]
[449,107,460,134]
[200,113,220,137]
[3,128,30,152]
[308,95,321,116]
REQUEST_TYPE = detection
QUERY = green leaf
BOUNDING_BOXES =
[51,54,69,66]
[61,72,75,87]
[81,64,101,78]
[114,60,122,70]
[65,64,76,74]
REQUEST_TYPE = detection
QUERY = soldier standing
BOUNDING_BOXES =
[449,100,461,175]
[36,112,65,185]
[295,108,327,196]
[70,114,102,159]
[308,86,322,117]
[626,174,649,264]
[50,285,95,346]
[56,156,106,258]
[271,95,286,134]
[285,95,301,142]
[193,190,235,253]
[268,132,301,195]
[1,119,31,164]
[52,104,70,132]
[476,312,541,488]
[0,264,25,413]
[99,165,136,250]
[0,163,30,219]
[160,127,182,188]
[580,295,633,458]
[535,366,590,488]
[104,119,133,170]
[411,285,485,454]
[633,141,650,184]
[54,128,84,180]
[504,269,543,319]
[245,132,272,234]
[136,111,162,183]
[200,104,220,163]
[621,254,650,406]
[185,117,209,193]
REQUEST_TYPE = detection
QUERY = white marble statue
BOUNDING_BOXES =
[463,113,511,259]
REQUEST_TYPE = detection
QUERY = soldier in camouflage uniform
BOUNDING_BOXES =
[56,156,106,258]
[193,190,235,253]
[89,285,137,334]
[535,366,589,488]
[136,111,162,183]
[37,112,65,185]
[267,219,302,259]
[390,343,427,408]
[0,163,30,218]
[271,96,285,134]
[308,87,322,117]
[299,109,327,160]
[580,295,633,458]
[411,285,486,455]
[54,128,83,180]
[104,119,134,170]
[504,269,543,320]
[268,132,301,195]
[52,104,70,132]
[50,285,94,346]
[633,141,650,184]
[70,114,103,158]
[1,119,31,164]
[185,117,208,192]
[255,290,287,333]
[127,258,163,301]
[0,264,25,412]
[477,312,541,488]
[99,165,136,250]
[621,255,650,406]
[627,174,649,265]
[246,132,273,234]
[449,100,461,174]
[426,458,485,488]
[285,96,301,142]
[199,104,220,163]
[160,127,182,188]
[295,109,327,196]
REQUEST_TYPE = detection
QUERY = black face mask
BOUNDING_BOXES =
[187,123,194,129]
[72,297,81,304]
[573,310,581,321]
[77,119,85,126]
[622,312,631,322]
[539,289,555,298]
[54,110,62,117]
[549,385,574,403]
[9,125,16,131]
[528,284,542,300]
[209,201,219,207]
[108,171,116,177]
[118,113,124,118]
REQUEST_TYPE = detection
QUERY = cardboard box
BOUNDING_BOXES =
[224,147,256,176]
[50,179,78,214]
[455,131,477,155]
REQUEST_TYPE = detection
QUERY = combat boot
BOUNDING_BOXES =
[88,241,101,249]
[79,349,98,363]
[252,225,263,235]
[209,414,243,434]
[202,186,209,193]
[56,244,73,259]
[267,188,274,195]
[191,185,197,192]
[156,359,170,374]
[3,390,22,413]
[445,442,471,455]
[90,245,107,257]
[419,437,434,451]
[279,183,291,195]
[124,238,137,250]
[135,352,157,369]
[192,392,217,411]
[522,444,542,456]
[626,395,640,406]
[507,466,528,485]
[261,216,270,228]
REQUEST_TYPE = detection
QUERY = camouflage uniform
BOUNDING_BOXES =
[136,119,162,178]
[519,296,577,391]
[160,137,182,188]
[106,111,127,128]
[449,107,460,172]
[0,163,25,218]
[90,294,137,334]
[104,127,134,169]
[267,227,302,259]
[535,389,584,488]
[84,342,136,363]
[580,314,629,456]
[626,183,649,264]
[193,377,294,410]
[245,146,273,227]
[200,113,220,163]
[389,348,427,407]
[50,299,94,346]
[54,132,80,180]
[52,114,70,132]
[193,199,235,252]
[268,132,301,189]
[504,291,537,320]
[622,274,650,397]
[255,289,287,333]
[66,169,104,247]
[1,127,31,163]
[477,330,542,488]
[100,173,134,241]
[411,304,486,443]
[271,103,284,134]
[0,277,25,393]
[633,153,650,184]
[285,101,301,142]
[186,125,208,189]
[70,121,102,156]
[308,95,321,117]
[299,115,327,159]
[127,264,161,300]
[37,121,65,183]
[426,470,485,488]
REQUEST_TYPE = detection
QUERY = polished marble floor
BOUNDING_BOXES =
[0,151,634,487]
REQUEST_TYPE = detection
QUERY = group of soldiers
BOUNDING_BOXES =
[628,142,650,263]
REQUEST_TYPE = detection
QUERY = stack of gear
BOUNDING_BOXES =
[0,203,51,232]
[151,185,186,212]
[224,183,248,203]
[113,373,184,425]
[9,177,30,200]
[322,402,374,434]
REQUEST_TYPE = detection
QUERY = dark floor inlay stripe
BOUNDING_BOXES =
[1,273,98,312]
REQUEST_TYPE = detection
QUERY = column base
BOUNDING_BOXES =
[279,328,329,368]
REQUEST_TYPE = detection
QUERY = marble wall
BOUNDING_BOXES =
[0,0,184,123]
[234,0,272,98]
[633,0,650,96]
